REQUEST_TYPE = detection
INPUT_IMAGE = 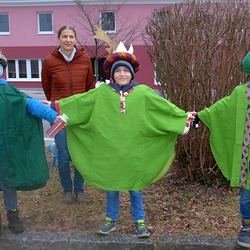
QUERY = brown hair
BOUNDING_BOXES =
[57,25,76,38]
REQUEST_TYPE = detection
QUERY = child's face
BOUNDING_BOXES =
[114,66,132,86]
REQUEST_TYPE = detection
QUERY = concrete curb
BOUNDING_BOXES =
[0,230,244,250]
[157,234,243,249]
[0,231,153,250]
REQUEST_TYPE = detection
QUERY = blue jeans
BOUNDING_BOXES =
[240,188,250,222]
[0,145,18,211]
[55,128,84,194]
[106,190,145,222]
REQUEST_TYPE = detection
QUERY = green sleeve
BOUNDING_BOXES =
[197,84,248,188]
[144,86,188,135]
[59,88,97,126]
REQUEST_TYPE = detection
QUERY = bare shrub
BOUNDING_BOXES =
[144,0,250,181]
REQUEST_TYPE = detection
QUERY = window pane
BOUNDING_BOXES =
[31,60,39,78]
[18,60,27,78]
[39,13,52,32]
[8,60,16,78]
[101,12,115,31]
[0,14,9,32]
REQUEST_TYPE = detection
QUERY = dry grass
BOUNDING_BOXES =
[0,151,240,240]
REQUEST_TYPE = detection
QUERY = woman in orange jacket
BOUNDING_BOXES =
[42,25,95,204]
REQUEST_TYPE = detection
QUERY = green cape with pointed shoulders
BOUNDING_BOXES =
[59,84,188,191]
[198,83,250,189]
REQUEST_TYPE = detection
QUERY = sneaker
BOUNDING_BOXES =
[64,192,74,204]
[97,217,116,235]
[238,222,250,248]
[135,220,150,238]
[7,209,25,234]
[75,192,84,204]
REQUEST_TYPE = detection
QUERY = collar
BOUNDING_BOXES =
[59,47,76,62]
[108,81,138,92]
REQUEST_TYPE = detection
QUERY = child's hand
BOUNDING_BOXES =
[192,114,201,129]
[53,116,68,127]
[187,111,197,123]
[182,111,197,135]
[53,116,60,124]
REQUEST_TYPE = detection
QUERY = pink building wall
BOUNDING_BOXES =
[0,3,169,88]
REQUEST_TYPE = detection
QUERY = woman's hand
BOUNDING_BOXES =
[42,100,51,107]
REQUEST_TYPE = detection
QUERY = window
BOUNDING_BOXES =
[6,59,42,82]
[0,13,10,34]
[19,60,27,78]
[7,60,16,78]
[38,12,53,34]
[100,11,116,33]
[30,60,39,78]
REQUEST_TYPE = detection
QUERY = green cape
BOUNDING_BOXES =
[59,84,188,191]
[198,83,249,189]
[0,85,49,190]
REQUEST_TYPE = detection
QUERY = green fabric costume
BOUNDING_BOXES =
[0,85,49,190]
[59,84,188,191]
[198,83,249,189]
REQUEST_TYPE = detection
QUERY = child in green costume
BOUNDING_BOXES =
[47,42,196,237]
[194,52,250,248]
[0,53,59,235]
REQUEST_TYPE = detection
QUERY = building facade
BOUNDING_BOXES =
[0,0,179,88]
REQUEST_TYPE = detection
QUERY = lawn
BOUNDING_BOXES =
[0,152,240,240]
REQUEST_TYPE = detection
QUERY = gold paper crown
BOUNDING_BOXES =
[93,25,134,55]
[94,25,140,77]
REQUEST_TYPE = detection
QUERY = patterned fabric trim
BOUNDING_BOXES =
[112,87,135,114]
[240,83,250,188]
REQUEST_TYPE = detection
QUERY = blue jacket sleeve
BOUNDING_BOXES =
[26,98,58,124]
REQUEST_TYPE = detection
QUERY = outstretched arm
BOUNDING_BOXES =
[26,98,58,124]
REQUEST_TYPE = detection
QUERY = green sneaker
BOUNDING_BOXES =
[97,217,116,235]
[135,220,150,238]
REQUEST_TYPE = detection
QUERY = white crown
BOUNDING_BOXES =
[115,42,134,54]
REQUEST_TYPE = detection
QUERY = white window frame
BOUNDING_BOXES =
[100,11,116,33]
[37,12,53,34]
[0,13,10,35]
[6,59,43,82]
